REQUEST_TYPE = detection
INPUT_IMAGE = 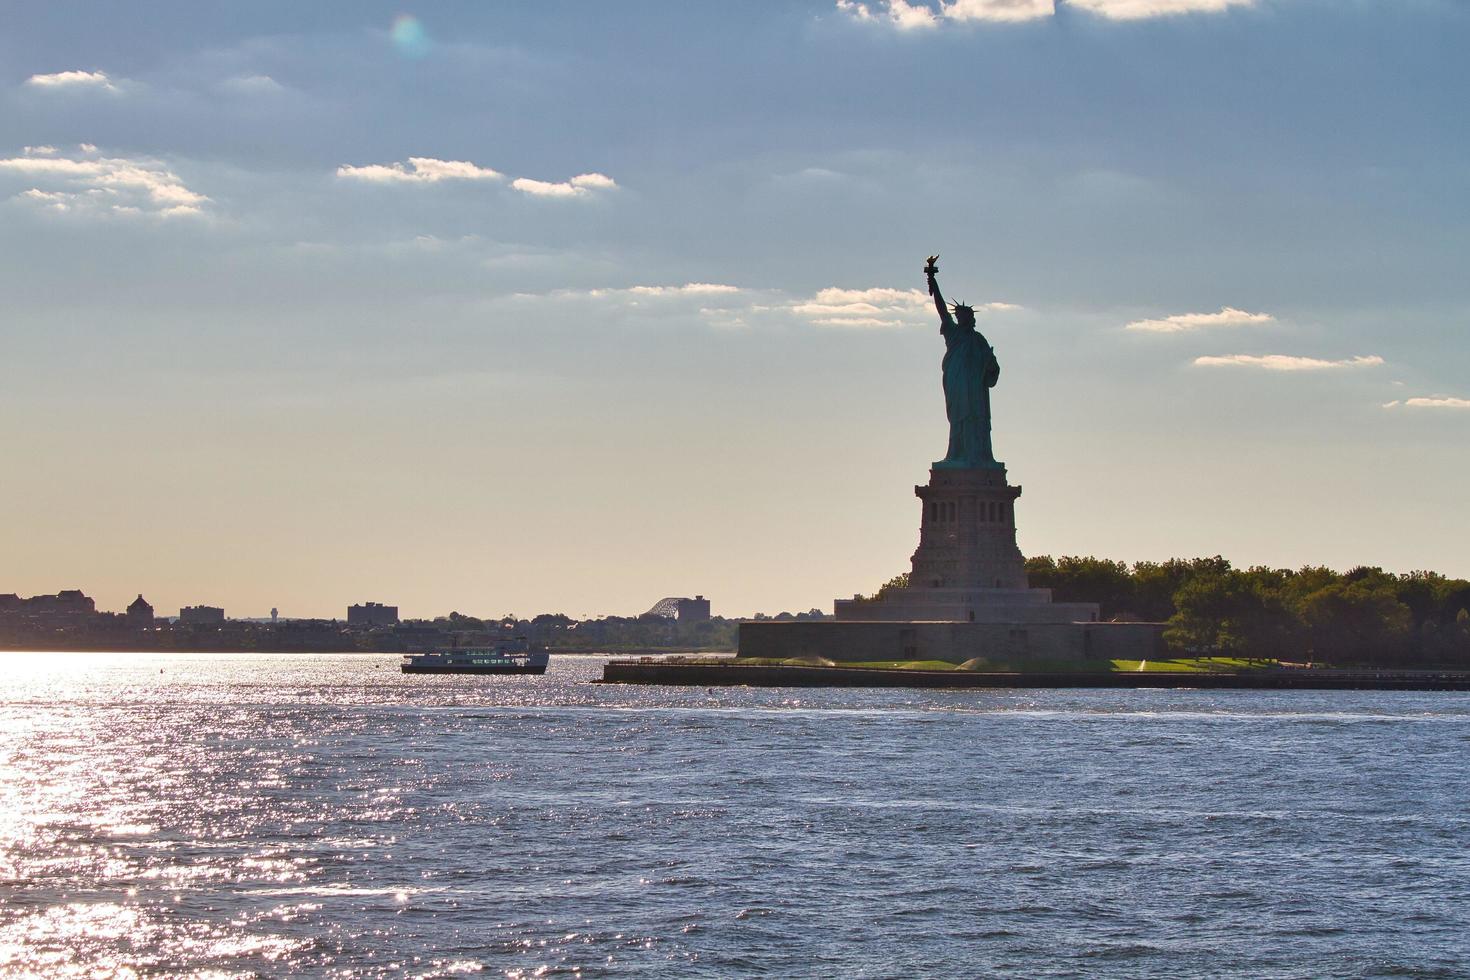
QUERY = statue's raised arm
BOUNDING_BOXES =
[925,255,953,331]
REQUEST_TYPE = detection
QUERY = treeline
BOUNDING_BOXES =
[1027,556,1470,665]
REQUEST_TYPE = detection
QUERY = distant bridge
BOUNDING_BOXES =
[643,597,687,619]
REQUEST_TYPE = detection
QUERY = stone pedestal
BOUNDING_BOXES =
[911,465,1026,591]
[833,464,1099,624]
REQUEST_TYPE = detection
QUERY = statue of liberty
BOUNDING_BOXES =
[925,256,1001,469]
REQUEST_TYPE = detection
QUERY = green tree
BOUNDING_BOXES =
[873,573,910,600]
[1165,569,1296,655]
[1393,571,1444,631]
[1030,556,1134,619]
[1298,582,1413,663]
[1131,557,1230,622]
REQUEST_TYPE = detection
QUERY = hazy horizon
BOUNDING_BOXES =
[4,1,1467,620]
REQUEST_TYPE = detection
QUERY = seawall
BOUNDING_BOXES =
[738,619,1166,664]
[598,659,1470,691]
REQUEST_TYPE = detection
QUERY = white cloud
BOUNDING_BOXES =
[337,157,503,184]
[627,283,739,296]
[1384,396,1470,410]
[0,148,210,218]
[946,0,1056,22]
[887,0,943,28]
[516,280,1018,331]
[19,188,70,212]
[219,74,285,95]
[23,145,57,156]
[336,159,615,198]
[836,0,942,28]
[1125,306,1274,333]
[577,283,742,299]
[511,173,618,198]
[793,286,1019,328]
[839,0,1055,26]
[1192,354,1385,372]
[568,172,616,190]
[1068,0,1254,19]
[882,0,940,27]
[25,70,118,91]
[838,0,1251,27]
[510,178,579,198]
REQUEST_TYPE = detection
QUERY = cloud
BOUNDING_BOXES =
[510,281,750,327]
[0,147,209,217]
[556,282,742,300]
[1125,306,1274,333]
[218,74,285,95]
[1192,354,1385,372]
[836,0,942,29]
[511,178,579,197]
[945,0,1056,22]
[511,173,618,198]
[337,157,503,184]
[565,172,616,190]
[515,280,1018,331]
[624,283,738,297]
[1383,396,1470,410]
[837,0,1252,26]
[1069,0,1254,19]
[19,188,69,210]
[336,159,615,198]
[25,70,118,91]
[793,286,1019,328]
[23,145,57,156]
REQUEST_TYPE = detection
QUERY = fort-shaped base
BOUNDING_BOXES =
[833,465,1099,624]
[835,587,1098,624]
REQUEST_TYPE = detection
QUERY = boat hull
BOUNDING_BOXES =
[401,664,547,675]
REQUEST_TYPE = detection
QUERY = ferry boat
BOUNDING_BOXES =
[400,638,549,675]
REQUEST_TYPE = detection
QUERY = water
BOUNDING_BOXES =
[2,653,1468,978]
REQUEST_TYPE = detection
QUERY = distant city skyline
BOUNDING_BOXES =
[3,1,1467,619]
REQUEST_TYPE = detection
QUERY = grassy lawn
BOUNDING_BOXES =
[842,659,958,671]
[1110,656,1278,673]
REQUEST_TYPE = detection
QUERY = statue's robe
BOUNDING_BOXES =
[940,321,1000,467]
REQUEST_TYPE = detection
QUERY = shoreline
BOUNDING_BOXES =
[598,659,1470,691]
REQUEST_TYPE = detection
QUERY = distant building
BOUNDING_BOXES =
[55,589,96,614]
[126,594,154,627]
[348,601,399,627]
[23,590,97,617]
[676,595,711,623]
[179,605,225,625]
[0,590,98,622]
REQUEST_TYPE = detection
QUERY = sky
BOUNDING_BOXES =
[2,0,1467,620]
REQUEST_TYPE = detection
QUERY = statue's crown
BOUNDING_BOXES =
[950,300,973,316]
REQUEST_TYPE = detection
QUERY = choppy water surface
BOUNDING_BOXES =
[2,653,1468,977]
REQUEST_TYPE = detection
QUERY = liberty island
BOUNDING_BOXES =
[601,260,1470,689]
[735,256,1161,666]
